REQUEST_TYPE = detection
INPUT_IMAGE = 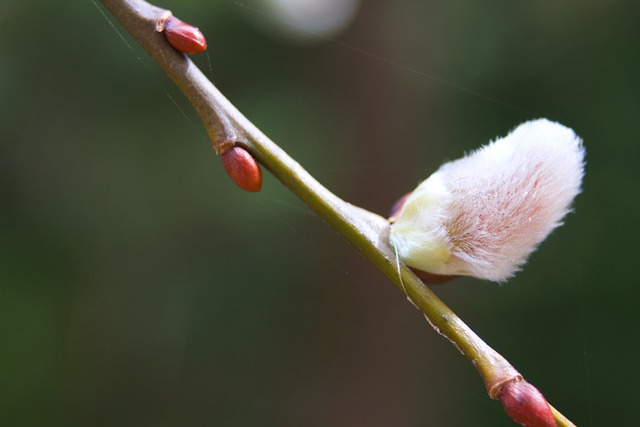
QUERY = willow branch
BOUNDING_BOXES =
[98,1,576,425]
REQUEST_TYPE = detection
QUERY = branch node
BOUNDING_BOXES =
[489,375,524,400]
[155,10,172,32]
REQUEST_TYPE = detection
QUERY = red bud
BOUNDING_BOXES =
[163,17,207,54]
[221,146,263,193]
[498,381,556,427]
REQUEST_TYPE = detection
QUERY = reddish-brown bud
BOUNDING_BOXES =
[498,381,556,427]
[221,146,263,192]
[163,16,207,54]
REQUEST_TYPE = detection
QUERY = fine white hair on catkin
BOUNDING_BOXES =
[389,119,585,282]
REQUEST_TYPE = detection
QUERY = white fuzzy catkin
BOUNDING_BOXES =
[389,119,585,282]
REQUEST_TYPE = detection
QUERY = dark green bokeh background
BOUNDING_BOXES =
[2,1,639,425]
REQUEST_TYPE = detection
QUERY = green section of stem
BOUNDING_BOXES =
[99,1,576,425]
[550,404,578,427]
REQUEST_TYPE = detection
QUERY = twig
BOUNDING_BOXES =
[98,1,577,425]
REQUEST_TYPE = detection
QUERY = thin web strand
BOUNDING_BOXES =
[230,1,531,115]
[91,0,133,50]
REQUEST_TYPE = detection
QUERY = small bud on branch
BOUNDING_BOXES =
[161,15,207,54]
[221,146,263,192]
[499,380,556,427]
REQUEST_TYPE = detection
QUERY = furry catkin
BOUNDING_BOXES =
[389,119,585,282]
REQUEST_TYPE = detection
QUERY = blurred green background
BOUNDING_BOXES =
[2,0,639,425]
